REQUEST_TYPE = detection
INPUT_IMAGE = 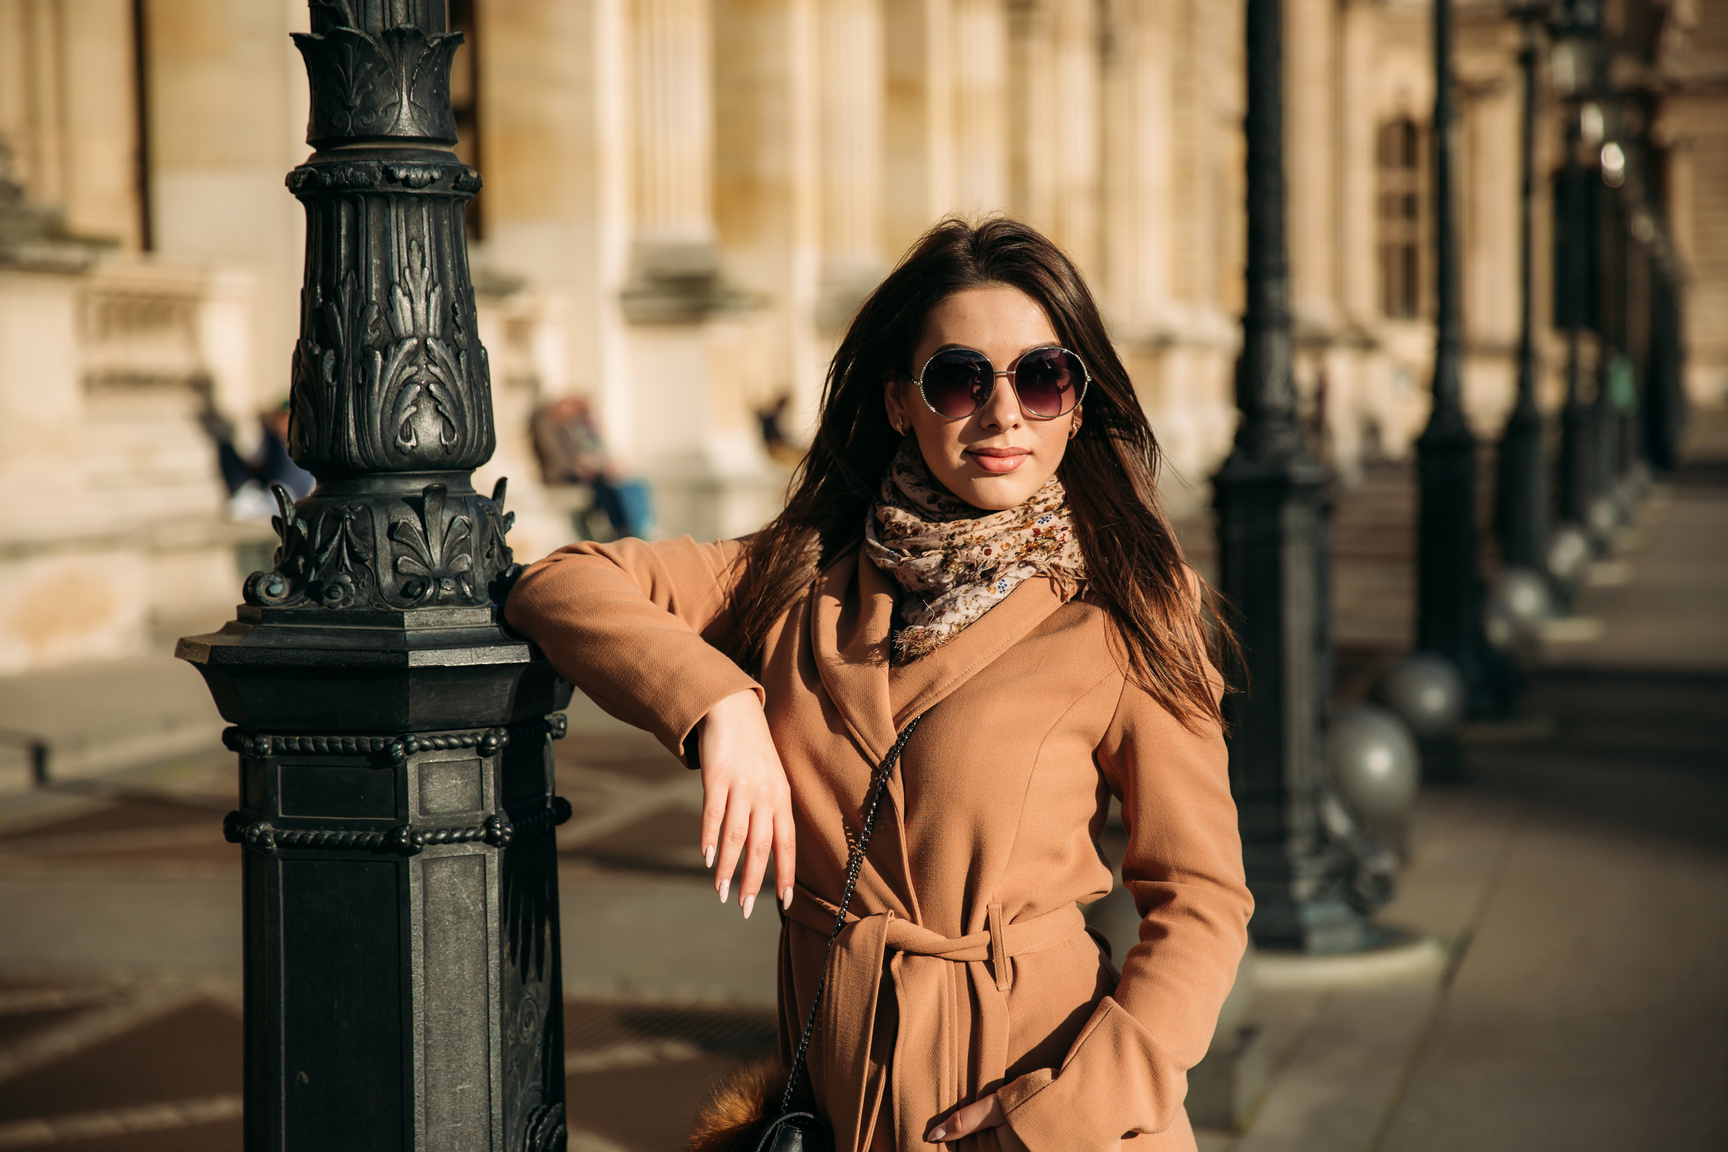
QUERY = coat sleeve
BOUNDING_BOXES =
[995,677,1253,1146]
[502,536,764,759]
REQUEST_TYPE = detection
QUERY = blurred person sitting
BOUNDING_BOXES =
[531,395,650,539]
[199,391,316,520]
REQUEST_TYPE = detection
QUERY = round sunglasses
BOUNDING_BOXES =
[911,345,1089,421]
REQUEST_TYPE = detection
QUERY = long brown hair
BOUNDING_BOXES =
[728,216,1232,729]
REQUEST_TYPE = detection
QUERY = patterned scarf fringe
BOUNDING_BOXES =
[864,439,1086,662]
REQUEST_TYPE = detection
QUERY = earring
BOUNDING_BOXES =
[1067,419,1081,440]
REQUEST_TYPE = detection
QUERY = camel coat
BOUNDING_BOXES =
[505,536,1253,1151]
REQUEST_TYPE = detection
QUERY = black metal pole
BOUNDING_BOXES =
[1592,185,1625,516]
[1557,125,1595,528]
[1417,0,1501,716]
[1645,257,1685,471]
[1214,0,1381,955]
[1495,15,1548,574]
[176,4,571,1148]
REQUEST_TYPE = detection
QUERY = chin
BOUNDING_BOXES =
[947,475,1043,512]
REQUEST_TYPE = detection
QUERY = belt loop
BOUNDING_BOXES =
[987,903,1011,992]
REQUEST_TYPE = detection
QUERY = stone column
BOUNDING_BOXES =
[883,0,954,255]
[950,0,1009,214]
[715,0,824,437]
[1285,0,1339,337]
[176,5,572,1147]
[1009,0,1100,275]
[630,0,713,252]
[481,0,632,436]
[1098,0,1173,334]
[816,0,887,328]
[620,0,778,540]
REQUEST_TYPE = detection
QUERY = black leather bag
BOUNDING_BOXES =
[752,716,922,1152]
[752,1110,831,1152]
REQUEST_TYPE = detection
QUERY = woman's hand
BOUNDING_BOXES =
[927,1093,1003,1144]
[697,690,796,919]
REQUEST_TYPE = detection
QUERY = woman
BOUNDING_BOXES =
[505,218,1252,1151]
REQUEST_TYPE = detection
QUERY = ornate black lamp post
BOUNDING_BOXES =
[1416,0,1502,716]
[1495,11,1549,575]
[1214,0,1384,955]
[1644,256,1685,472]
[176,4,571,1148]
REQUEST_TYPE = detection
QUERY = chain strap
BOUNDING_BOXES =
[777,714,923,1117]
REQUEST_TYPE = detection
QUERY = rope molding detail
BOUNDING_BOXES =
[220,712,568,762]
[222,797,573,856]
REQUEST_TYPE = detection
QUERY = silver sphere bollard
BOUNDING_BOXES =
[1329,704,1420,820]
[1378,652,1467,783]
[1487,566,1554,651]
[1547,524,1592,589]
[1379,653,1467,739]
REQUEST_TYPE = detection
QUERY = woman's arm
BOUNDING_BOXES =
[989,678,1254,1148]
[505,536,795,916]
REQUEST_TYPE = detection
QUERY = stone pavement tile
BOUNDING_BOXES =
[0,790,233,875]
[0,999,240,1125]
[561,998,776,1151]
[0,873,241,976]
[20,1119,242,1152]
[567,1053,752,1152]
[1230,983,1441,1152]
[1547,485,1728,672]
[1378,764,1728,1152]
[560,870,781,1005]
[1378,786,1527,945]
[0,656,223,794]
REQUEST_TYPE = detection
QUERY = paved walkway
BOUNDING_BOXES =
[0,420,1723,1151]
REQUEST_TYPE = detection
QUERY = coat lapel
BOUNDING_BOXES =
[811,547,1080,745]
[887,568,1071,724]
[809,548,899,763]
[808,548,1076,929]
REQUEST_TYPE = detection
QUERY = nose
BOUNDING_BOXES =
[977,367,1024,432]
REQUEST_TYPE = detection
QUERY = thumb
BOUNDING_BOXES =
[927,1093,1003,1143]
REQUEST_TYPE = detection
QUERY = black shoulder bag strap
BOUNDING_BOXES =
[754,714,923,1152]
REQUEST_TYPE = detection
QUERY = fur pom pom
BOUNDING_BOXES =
[686,1053,787,1152]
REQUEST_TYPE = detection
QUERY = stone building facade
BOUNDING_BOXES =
[0,0,1720,672]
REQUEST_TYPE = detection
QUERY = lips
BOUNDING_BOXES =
[965,447,1030,475]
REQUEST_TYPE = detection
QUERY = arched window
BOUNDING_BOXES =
[1377,119,1424,319]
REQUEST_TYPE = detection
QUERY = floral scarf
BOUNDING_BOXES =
[863,439,1086,662]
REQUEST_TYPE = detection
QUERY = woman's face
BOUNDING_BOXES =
[884,285,1080,512]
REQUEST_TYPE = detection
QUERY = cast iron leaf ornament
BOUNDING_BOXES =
[307,503,372,608]
[294,8,461,147]
[391,483,475,603]
[381,227,471,458]
[244,484,311,607]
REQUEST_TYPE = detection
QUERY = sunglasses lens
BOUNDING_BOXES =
[921,350,993,419]
[1014,348,1083,417]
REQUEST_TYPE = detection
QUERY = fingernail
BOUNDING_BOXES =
[928,1127,945,1142]
[742,894,755,919]
[781,887,793,911]
[718,878,730,904]
[704,845,715,869]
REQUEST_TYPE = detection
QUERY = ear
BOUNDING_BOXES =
[883,376,908,432]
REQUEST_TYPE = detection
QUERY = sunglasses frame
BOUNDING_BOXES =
[910,345,1090,422]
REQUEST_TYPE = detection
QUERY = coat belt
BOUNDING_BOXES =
[787,888,1089,1151]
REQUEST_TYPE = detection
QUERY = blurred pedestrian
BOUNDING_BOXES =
[198,390,315,519]
[531,394,650,539]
